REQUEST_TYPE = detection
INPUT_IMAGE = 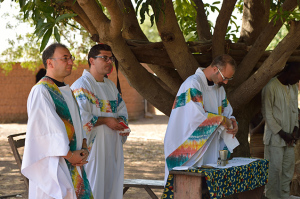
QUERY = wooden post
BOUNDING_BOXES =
[170,171,205,199]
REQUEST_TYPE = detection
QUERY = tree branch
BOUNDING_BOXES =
[229,21,300,111]
[117,0,148,40]
[232,0,298,87]
[77,0,110,40]
[147,64,183,94]
[116,0,181,94]
[212,0,237,57]
[108,35,175,116]
[238,0,270,45]
[64,0,98,42]
[192,0,212,41]
[154,0,199,80]
[100,0,123,38]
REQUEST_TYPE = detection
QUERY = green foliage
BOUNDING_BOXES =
[140,16,161,42]
[0,1,94,74]
[135,0,165,27]
[235,0,243,14]
[18,0,78,52]
[225,16,240,43]
[174,0,199,41]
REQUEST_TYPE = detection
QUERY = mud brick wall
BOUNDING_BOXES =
[0,63,149,123]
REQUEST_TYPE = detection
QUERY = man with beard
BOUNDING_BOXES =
[163,54,238,184]
[71,44,129,199]
[262,62,300,199]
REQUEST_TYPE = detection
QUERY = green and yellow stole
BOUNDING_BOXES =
[38,77,93,199]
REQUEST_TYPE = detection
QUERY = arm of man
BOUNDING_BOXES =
[293,126,300,141]
[116,92,129,137]
[72,87,100,134]
[222,99,238,137]
[262,83,289,143]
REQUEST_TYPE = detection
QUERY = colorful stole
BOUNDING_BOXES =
[166,88,224,171]
[73,86,127,151]
[38,77,93,199]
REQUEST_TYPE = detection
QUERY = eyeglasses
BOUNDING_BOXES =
[217,67,233,81]
[94,56,115,62]
[50,56,75,62]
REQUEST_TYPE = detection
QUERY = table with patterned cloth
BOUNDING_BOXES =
[162,159,269,199]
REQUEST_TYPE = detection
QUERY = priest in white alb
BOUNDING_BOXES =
[164,54,239,184]
[71,44,129,199]
[21,43,93,198]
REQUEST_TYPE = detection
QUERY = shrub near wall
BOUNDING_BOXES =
[0,63,147,123]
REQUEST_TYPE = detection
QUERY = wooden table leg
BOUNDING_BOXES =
[144,186,159,199]
[123,187,130,195]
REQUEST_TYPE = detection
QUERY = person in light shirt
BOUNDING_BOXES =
[262,62,300,199]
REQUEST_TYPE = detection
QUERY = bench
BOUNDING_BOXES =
[7,132,29,190]
[123,179,165,199]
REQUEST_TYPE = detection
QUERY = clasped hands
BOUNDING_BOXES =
[105,117,130,136]
[278,127,300,146]
[66,148,89,167]
[222,117,238,138]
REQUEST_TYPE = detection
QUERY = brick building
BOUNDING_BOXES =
[0,63,153,123]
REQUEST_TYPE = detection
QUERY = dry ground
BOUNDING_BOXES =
[0,112,168,199]
[2,114,300,199]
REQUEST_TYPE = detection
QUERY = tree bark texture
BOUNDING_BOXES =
[232,0,298,88]
[192,0,212,41]
[238,0,270,45]
[154,0,199,80]
[212,0,237,57]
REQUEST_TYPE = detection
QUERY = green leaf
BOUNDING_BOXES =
[135,0,143,15]
[139,3,148,24]
[40,28,53,52]
[54,26,60,43]
[36,23,54,40]
[21,2,31,12]
[35,0,54,13]
[19,0,25,9]
[44,13,56,24]
[56,13,78,23]
[213,1,220,5]
[150,15,154,27]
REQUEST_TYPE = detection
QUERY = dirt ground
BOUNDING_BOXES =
[0,112,168,199]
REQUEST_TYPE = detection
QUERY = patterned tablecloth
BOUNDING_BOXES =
[161,159,269,199]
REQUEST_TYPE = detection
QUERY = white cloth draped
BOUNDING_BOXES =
[22,84,85,199]
[164,68,238,183]
[71,69,128,199]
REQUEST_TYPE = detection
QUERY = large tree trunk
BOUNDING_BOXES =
[238,0,270,45]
